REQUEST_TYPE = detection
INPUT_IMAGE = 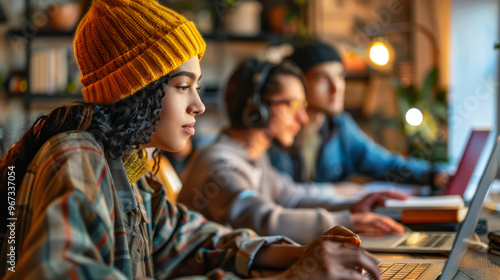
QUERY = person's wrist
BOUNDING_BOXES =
[253,244,304,270]
[430,169,444,191]
[283,244,305,263]
[297,244,307,259]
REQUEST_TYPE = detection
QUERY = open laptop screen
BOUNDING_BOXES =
[440,135,500,279]
[446,129,490,197]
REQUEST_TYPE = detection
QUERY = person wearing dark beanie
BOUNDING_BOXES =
[286,41,344,74]
[268,41,450,191]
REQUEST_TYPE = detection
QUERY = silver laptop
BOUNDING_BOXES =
[359,130,494,254]
[364,135,500,280]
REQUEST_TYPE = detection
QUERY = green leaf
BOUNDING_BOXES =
[420,67,438,101]
[224,0,242,8]
[429,102,448,122]
[396,86,412,115]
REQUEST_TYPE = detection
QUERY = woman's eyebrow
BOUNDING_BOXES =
[170,71,202,81]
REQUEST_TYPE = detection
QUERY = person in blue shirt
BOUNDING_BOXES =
[268,41,449,190]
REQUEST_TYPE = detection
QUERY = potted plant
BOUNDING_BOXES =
[393,67,448,162]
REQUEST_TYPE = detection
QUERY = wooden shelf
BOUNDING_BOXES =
[345,72,370,80]
[30,94,83,100]
[7,92,83,101]
[202,32,278,42]
[7,29,75,39]
[7,29,279,42]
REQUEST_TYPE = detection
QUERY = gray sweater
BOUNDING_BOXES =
[178,134,355,244]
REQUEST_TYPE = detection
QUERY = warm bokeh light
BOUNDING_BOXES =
[369,43,390,66]
[406,108,423,126]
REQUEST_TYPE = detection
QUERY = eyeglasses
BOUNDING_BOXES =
[265,99,308,112]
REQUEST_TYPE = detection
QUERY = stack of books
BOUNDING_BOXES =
[488,231,500,256]
[30,46,69,95]
[384,195,467,224]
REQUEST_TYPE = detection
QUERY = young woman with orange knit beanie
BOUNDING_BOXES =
[0,0,380,279]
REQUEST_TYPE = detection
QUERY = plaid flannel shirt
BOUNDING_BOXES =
[0,131,291,279]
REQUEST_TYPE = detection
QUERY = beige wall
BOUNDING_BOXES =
[413,0,451,88]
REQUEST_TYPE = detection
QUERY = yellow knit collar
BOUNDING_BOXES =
[122,149,149,185]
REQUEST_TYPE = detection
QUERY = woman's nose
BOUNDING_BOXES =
[188,91,205,115]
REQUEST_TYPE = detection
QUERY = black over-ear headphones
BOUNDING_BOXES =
[242,62,275,128]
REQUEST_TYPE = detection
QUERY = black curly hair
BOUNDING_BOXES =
[0,75,169,238]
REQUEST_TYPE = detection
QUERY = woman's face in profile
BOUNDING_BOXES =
[147,56,205,152]
[267,74,309,147]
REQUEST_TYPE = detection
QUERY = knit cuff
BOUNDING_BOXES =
[81,21,206,104]
[236,236,296,277]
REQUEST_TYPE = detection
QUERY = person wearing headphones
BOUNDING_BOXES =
[177,58,407,245]
[267,41,450,191]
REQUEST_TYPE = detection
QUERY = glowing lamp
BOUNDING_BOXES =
[405,108,423,126]
[367,38,395,71]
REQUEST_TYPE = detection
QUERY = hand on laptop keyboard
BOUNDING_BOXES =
[353,191,408,212]
[280,241,381,280]
[278,226,381,280]
[352,212,405,234]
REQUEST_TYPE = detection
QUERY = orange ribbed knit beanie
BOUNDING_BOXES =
[74,0,206,104]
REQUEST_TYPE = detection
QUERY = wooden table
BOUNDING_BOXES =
[454,209,500,279]
[251,208,500,279]
[374,209,500,279]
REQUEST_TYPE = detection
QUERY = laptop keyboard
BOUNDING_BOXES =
[365,262,432,280]
[397,233,452,248]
